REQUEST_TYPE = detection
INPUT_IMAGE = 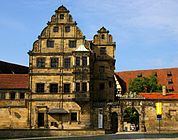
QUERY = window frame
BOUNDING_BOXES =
[60,14,64,19]
[82,82,87,92]
[65,26,70,32]
[53,26,59,32]
[50,83,58,93]
[10,92,16,100]
[76,57,80,66]
[47,39,54,48]
[20,93,25,99]
[82,56,87,66]
[71,112,77,122]
[64,83,70,93]
[76,82,80,92]
[36,83,45,93]
[64,57,71,69]
[50,57,59,68]
[36,58,45,68]
[99,83,105,90]
[100,47,106,55]
[69,40,76,48]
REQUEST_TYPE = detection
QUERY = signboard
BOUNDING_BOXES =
[156,102,162,115]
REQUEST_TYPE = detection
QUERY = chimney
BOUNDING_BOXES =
[162,85,166,96]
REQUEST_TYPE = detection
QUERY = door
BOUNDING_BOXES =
[38,113,44,127]
[98,109,103,128]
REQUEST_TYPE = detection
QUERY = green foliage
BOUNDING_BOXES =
[123,107,139,124]
[128,74,162,93]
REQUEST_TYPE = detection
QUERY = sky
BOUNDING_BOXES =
[0,0,178,72]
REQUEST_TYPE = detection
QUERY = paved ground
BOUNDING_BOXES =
[7,132,178,140]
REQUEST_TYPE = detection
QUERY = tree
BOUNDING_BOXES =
[128,75,162,93]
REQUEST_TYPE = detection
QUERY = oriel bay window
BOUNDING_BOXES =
[51,57,58,68]
[37,58,45,68]
[50,84,58,93]
[76,83,80,92]
[82,56,87,66]
[36,83,45,93]
[76,57,80,66]
[82,82,87,92]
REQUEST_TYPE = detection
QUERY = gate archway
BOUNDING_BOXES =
[123,107,139,131]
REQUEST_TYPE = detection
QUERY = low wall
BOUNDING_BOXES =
[0,129,105,139]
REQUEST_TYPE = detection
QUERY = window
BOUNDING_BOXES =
[168,79,173,84]
[82,70,88,80]
[53,26,59,32]
[64,84,70,93]
[47,40,54,48]
[167,71,172,77]
[99,83,105,90]
[65,26,70,32]
[20,93,25,99]
[82,56,87,66]
[101,34,105,39]
[137,73,142,77]
[76,83,80,92]
[0,93,5,99]
[10,92,16,100]
[76,57,80,66]
[51,57,58,68]
[71,112,77,122]
[64,58,71,69]
[109,81,113,88]
[36,83,44,93]
[100,47,106,55]
[99,66,105,73]
[82,82,87,92]
[50,84,58,93]
[69,40,76,48]
[75,72,82,80]
[37,58,45,68]
[60,14,64,19]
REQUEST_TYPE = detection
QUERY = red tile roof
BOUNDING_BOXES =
[0,74,29,89]
[115,68,178,93]
[139,93,178,100]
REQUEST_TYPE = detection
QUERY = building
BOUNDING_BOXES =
[115,68,178,94]
[0,5,116,131]
[1,5,178,137]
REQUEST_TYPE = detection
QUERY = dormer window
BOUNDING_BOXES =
[168,79,173,84]
[167,71,172,77]
[60,14,64,19]
[137,73,142,77]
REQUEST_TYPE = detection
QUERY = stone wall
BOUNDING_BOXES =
[0,129,105,139]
